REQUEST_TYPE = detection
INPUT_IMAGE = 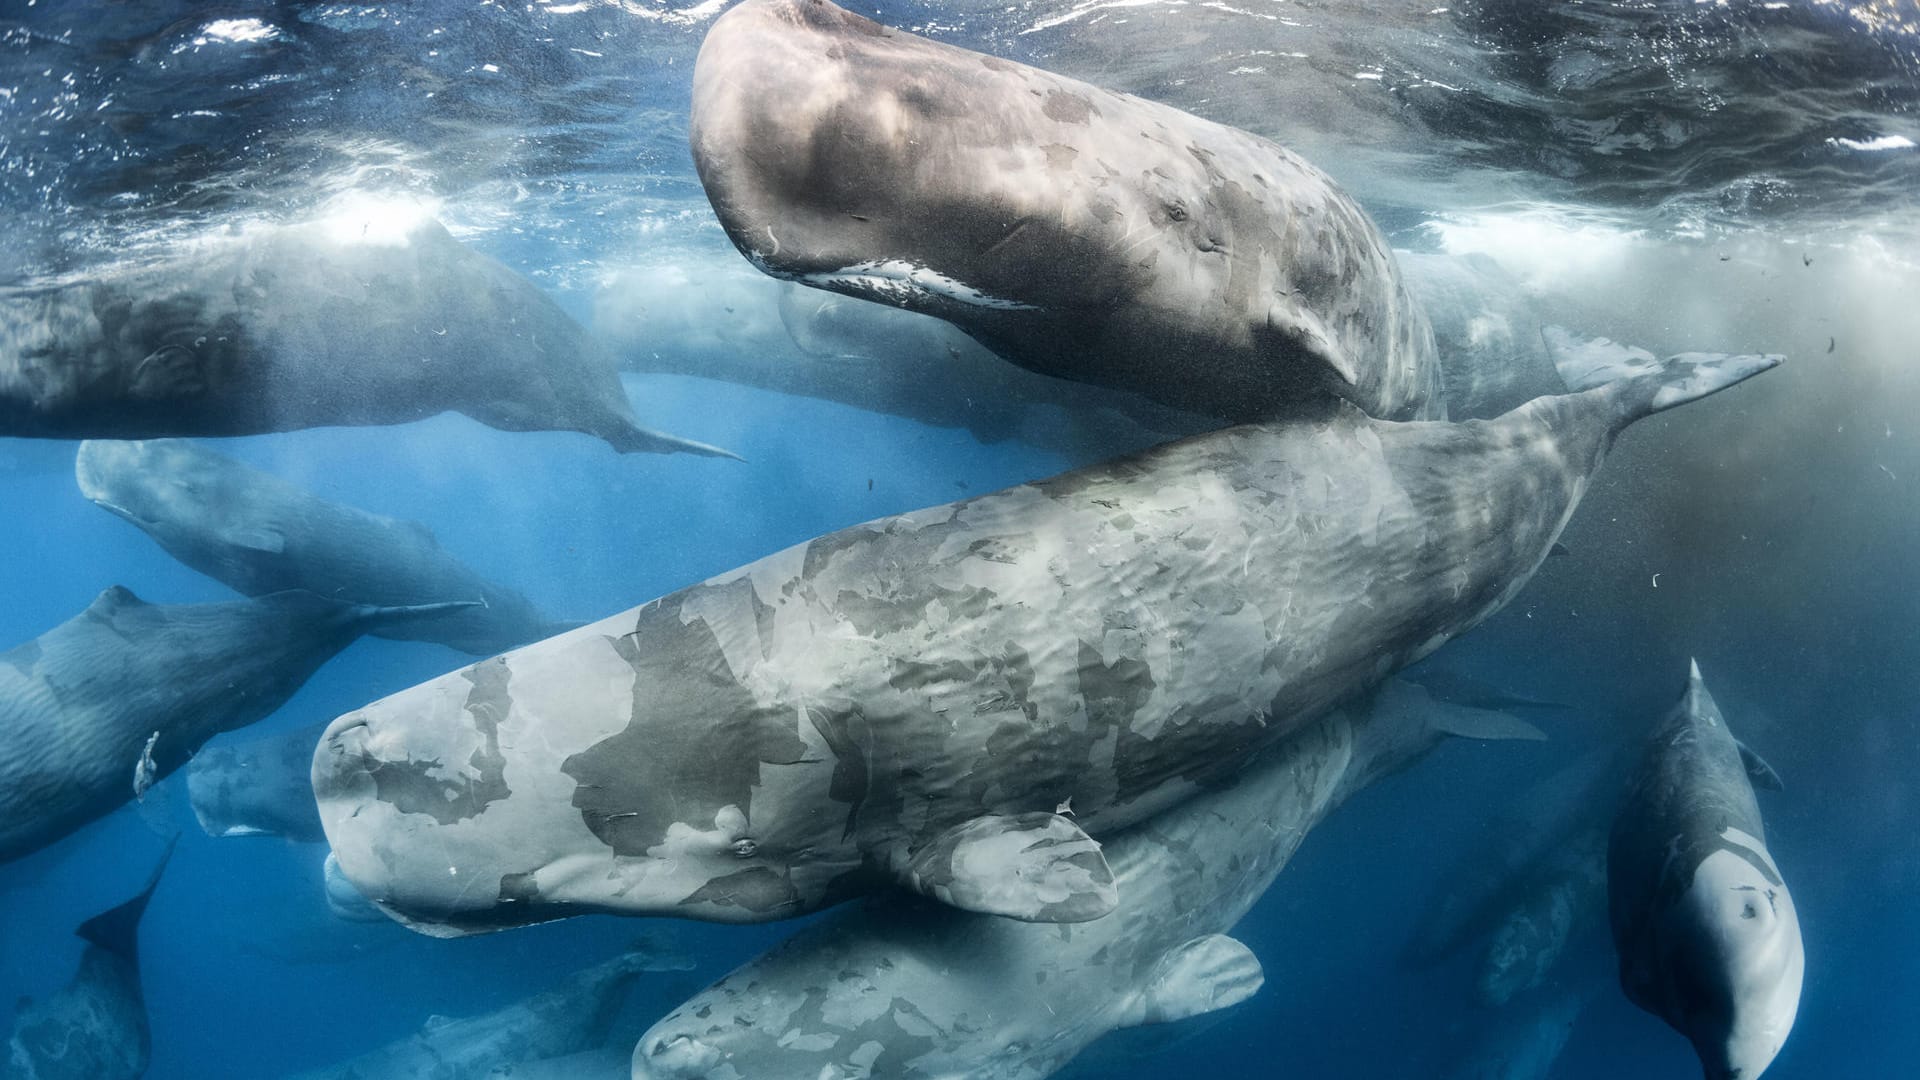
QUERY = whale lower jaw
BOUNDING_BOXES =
[793,259,1040,312]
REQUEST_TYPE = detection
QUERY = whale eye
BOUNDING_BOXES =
[1164,200,1189,223]
[729,837,758,859]
[1741,902,1758,920]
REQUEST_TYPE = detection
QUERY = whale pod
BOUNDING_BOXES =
[315,332,1777,935]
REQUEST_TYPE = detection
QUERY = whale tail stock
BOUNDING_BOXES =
[1542,326,1782,432]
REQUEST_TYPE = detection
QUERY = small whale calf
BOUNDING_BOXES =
[77,439,575,656]
[3,843,172,1080]
[283,952,692,1080]
[632,679,1542,1080]
[186,720,329,842]
[0,587,471,865]
[1609,661,1802,1080]
[0,216,728,456]
[316,330,1775,936]
[691,0,1441,422]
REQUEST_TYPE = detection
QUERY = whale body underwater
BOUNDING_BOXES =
[1609,663,1803,1080]
[0,216,727,456]
[0,588,470,866]
[691,0,1441,424]
[314,331,1777,936]
[76,439,575,657]
[631,679,1543,1080]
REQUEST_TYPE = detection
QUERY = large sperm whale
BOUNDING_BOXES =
[0,215,730,456]
[0,587,470,864]
[314,332,1777,936]
[1609,662,1802,1080]
[631,680,1542,1080]
[77,439,576,657]
[690,0,1441,423]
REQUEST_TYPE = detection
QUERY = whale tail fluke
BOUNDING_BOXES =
[1542,326,1781,431]
[77,835,176,962]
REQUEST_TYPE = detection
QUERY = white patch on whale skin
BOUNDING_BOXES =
[803,261,1041,312]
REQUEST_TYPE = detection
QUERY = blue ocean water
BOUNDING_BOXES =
[2,1,1918,1077]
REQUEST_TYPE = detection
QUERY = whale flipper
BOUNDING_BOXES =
[1542,326,1782,429]
[1134,934,1265,1026]
[1738,740,1784,791]
[601,421,745,462]
[899,812,1117,922]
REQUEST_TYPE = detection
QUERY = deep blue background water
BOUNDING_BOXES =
[4,1,1920,1077]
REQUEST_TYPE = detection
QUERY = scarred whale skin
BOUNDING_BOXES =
[77,439,574,657]
[0,588,470,865]
[3,845,170,1080]
[0,217,727,456]
[314,341,1777,936]
[630,680,1542,1080]
[690,0,1441,423]
[1608,662,1803,1080]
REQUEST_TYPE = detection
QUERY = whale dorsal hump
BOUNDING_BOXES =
[1738,740,1784,792]
[1132,934,1265,1026]
[899,812,1117,923]
[88,585,148,616]
[77,837,174,960]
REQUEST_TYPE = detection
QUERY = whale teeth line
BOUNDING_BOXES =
[803,260,1040,311]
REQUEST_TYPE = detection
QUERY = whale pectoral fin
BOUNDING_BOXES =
[215,523,285,554]
[1132,934,1265,1026]
[899,812,1117,923]
[1738,740,1784,791]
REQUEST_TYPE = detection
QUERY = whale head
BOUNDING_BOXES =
[310,619,864,937]
[1662,842,1805,1080]
[75,439,230,536]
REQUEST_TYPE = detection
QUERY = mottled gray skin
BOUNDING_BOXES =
[4,846,169,1080]
[0,218,726,456]
[1608,664,1803,1080]
[77,439,573,656]
[631,680,1541,1080]
[187,720,328,842]
[316,342,1775,936]
[284,953,677,1080]
[690,0,1440,423]
[0,587,469,865]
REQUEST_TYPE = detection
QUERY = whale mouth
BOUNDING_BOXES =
[800,260,1040,312]
[634,1033,724,1079]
